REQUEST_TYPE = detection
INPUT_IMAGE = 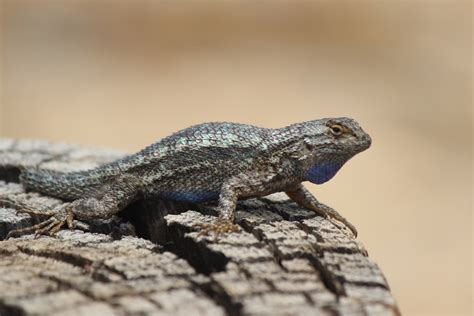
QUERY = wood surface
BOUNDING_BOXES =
[0,139,399,316]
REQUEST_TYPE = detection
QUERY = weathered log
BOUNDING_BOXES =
[0,139,400,316]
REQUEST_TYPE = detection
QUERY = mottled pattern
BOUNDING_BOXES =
[5,117,371,237]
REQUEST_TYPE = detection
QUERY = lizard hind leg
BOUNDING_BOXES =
[4,193,128,239]
[0,195,75,238]
[4,174,141,238]
[5,205,76,239]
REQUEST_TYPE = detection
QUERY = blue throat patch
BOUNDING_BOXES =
[305,161,345,184]
[160,191,219,203]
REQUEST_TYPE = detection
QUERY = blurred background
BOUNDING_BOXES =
[0,1,472,315]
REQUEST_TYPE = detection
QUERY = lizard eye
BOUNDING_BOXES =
[329,124,344,136]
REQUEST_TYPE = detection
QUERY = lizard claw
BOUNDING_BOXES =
[194,220,241,238]
[316,203,358,237]
[6,209,75,239]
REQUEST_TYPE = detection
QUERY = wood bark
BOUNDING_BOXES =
[0,139,400,316]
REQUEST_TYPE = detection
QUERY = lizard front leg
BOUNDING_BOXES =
[196,165,296,236]
[196,168,282,236]
[285,184,358,237]
[196,179,241,236]
[6,175,141,238]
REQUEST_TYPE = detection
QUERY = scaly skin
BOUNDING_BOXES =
[3,117,371,238]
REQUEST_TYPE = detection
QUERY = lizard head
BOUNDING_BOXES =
[317,117,371,154]
[288,117,371,184]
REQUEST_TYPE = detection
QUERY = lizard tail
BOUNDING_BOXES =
[19,168,104,201]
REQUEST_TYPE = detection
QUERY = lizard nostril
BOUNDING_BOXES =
[365,134,372,147]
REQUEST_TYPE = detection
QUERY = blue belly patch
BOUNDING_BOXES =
[305,161,344,184]
[160,191,219,203]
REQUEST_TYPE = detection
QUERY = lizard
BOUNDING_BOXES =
[1,117,371,238]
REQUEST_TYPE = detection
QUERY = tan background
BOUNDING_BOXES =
[1,1,472,315]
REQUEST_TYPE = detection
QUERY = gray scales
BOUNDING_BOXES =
[1,117,371,238]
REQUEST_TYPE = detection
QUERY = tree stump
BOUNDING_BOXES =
[0,139,400,316]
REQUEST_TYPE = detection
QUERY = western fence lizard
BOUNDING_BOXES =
[2,117,371,238]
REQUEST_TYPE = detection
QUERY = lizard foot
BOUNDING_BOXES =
[6,208,76,239]
[315,203,358,237]
[194,220,241,238]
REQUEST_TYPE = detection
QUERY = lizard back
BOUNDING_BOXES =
[19,122,279,201]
